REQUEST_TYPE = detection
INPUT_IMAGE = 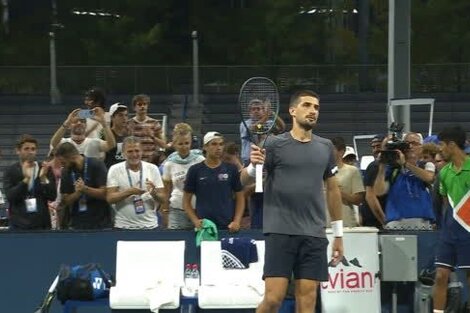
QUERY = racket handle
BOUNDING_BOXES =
[255,164,263,193]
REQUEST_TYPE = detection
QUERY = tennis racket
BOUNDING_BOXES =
[239,77,280,193]
[33,275,59,313]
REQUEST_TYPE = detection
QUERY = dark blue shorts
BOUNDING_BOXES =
[435,236,470,270]
[263,233,329,281]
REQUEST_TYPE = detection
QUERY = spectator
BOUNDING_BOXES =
[4,135,56,230]
[128,94,166,162]
[433,126,470,313]
[83,87,109,139]
[374,132,435,229]
[359,134,387,228]
[183,131,245,231]
[331,137,365,227]
[57,142,112,229]
[239,100,284,229]
[422,142,440,165]
[223,142,244,171]
[44,152,65,229]
[162,123,205,229]
[342,146,358,167]
[240,99,285,166]
[50,108,116,158]
[106,136,166,230]
[104,102,129,168]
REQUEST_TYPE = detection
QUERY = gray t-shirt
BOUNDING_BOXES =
[263,132,337,238]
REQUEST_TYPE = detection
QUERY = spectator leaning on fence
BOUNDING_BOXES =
[56,142,112,230]
[162,123,205,230]
[106,136,167,230]
[4,135,56,230]
[183,131,245,231]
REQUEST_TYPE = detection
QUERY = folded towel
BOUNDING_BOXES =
[196,219,218,247]
[221,237,258,269]
[145,281,176,313]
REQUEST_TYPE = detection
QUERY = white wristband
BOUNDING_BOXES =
[331,220,343,237]
[246,163,256,177]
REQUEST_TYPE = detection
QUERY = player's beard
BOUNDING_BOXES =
[298,119,316,131]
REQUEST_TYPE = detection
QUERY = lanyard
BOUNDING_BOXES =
[28,162,38,194]
[71,158,89,184]
[126,162,143,189]
[71,158,89,201]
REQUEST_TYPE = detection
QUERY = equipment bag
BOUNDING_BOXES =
[56,263,113,304]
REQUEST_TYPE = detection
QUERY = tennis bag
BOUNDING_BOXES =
[56,263,113,303]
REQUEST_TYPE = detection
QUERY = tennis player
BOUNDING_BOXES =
[241,90,344,313]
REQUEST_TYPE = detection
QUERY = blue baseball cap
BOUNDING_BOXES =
[423,135,439,144]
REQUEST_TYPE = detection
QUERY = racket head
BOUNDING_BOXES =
[239,77,280,137]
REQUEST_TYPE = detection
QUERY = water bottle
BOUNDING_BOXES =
[184,263,192,283]
[190,264,200,294]
[181,264,197,313]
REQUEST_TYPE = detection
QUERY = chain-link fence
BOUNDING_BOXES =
[1,64,470,95]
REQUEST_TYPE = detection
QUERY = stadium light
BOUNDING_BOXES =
[71,9,120,18]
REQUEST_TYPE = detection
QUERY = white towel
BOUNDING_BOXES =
[145,281,176,313]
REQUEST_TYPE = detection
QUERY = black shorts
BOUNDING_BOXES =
[264,233,329,281]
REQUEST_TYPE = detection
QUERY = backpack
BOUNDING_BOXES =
[56,263,113,304]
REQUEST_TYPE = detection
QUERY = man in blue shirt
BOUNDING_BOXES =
[183,131,245,231]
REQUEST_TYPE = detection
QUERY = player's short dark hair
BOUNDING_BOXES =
[438,125,466,150]
[16,134,38,149]
[289,90,320,107]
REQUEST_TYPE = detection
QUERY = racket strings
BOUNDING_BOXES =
[240,78,279,136]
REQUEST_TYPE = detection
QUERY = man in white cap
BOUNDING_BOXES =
[183,131,245,231]
[104,102,128,169]
[342,146,358,166]
[331,137,364,227]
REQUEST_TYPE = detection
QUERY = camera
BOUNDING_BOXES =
[380,122,410,165]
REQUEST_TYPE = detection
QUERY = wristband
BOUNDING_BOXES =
[246,163,256,177]
[331,220,343,237]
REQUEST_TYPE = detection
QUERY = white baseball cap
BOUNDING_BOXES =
[343,146,357,158]
[203,131,222,145]
[109,102,127,117]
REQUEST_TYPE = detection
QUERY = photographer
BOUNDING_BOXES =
[373,132,436,229]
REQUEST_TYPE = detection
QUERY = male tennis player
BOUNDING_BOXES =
[241,90,343,313]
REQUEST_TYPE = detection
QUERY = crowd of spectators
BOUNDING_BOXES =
[2,87,469,233]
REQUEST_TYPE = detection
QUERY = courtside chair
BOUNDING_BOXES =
[109,240,185,310]
[198,240,265,309]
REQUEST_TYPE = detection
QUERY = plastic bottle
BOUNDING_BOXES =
[190,264,200,283]
[184,263,192,283]
[181,264,197,313]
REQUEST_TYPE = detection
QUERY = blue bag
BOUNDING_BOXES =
[56,263,113,304]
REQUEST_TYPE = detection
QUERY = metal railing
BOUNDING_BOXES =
[1,64,470,95]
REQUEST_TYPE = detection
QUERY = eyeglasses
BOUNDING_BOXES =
[435,159,444,163]
[406,141,422,146]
